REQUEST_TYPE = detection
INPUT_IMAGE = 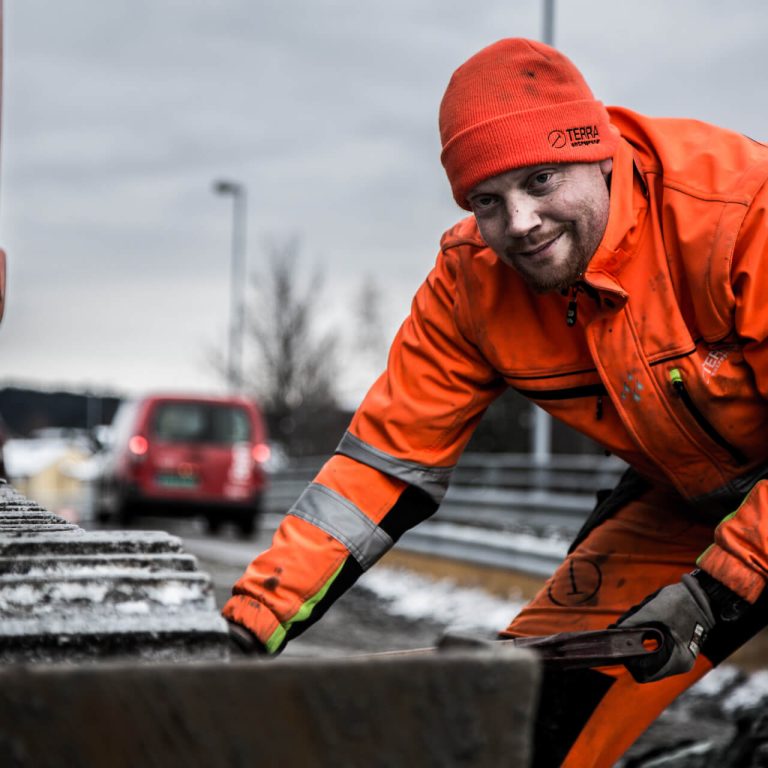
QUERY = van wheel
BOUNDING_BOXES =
[236,512,256,539]
[205,515,223,535]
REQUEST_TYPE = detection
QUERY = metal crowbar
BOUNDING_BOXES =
[437,626,665,669]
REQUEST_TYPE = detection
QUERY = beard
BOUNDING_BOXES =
[504,228,595,294]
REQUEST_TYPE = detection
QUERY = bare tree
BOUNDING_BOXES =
[245,238,342,454]
[353,276,388,360]
[341,276,389,406]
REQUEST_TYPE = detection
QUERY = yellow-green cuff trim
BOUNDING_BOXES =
[264,561,345,654]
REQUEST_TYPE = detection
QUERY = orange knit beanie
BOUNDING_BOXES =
[440,38,619,209]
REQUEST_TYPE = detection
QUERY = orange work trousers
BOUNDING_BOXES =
[502,485,768,768]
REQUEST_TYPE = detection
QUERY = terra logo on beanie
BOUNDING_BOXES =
[439,38,619,209]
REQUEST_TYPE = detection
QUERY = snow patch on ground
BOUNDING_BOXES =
[723,669,768,714]
[688,664,742,697]
[359,566,524,633]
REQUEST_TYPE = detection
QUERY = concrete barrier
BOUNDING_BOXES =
[0,481,541,766]
[0,648,540,768]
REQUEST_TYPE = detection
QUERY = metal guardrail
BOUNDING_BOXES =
[265,453,627,577]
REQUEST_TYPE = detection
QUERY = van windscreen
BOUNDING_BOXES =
[151,402,252,444]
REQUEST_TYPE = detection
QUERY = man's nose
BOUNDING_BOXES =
[505,197,541,238]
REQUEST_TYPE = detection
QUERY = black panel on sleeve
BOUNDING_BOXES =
[377,484,439,541]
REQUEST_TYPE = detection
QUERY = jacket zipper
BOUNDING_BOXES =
[565,280,602,327]
[514,383,607,421]
[565,285,581,327]
[669,368,748,465]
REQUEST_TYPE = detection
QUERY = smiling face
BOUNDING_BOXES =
[467,160,613,293]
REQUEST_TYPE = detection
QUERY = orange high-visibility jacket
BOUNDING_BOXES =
[224,107,768,651]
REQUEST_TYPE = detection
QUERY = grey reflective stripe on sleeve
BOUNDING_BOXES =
[335,431,454,503]
[288,483,394,571]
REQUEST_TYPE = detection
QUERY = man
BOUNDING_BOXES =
[224,39,768,766]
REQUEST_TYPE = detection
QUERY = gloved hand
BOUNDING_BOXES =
[616,572,715,683]
[616,570,751,683]
[227,620,267,657]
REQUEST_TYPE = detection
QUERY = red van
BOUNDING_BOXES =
[95,394,270,536]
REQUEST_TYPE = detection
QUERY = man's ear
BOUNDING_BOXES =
[599,158,613,178]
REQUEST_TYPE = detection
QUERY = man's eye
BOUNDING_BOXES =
[472,195,497,209]
[528,171,554,194]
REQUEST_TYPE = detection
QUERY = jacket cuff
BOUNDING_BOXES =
[697,545,766,604]
[227,620,268,655]
[222,593,282,654]
[691,568,751,621]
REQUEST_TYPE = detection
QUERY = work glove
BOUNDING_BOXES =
[227,620,267,657]
[615,570,748,683]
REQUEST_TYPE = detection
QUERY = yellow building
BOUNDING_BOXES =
[4,437,95,523]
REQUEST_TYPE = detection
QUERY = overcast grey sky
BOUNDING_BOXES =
[0,1,766,405]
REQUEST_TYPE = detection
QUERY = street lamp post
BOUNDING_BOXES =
[542,0,555,46]
[531,0,556,470]
[213,180,247,393]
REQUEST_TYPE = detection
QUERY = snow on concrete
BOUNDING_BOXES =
[115,601,152,615]
[0,583,41,608]
[145,581,212,608]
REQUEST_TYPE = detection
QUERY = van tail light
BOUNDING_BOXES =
[252,443,271,464]
[128,435,149,460]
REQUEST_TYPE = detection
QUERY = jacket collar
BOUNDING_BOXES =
[584,137,648,296]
